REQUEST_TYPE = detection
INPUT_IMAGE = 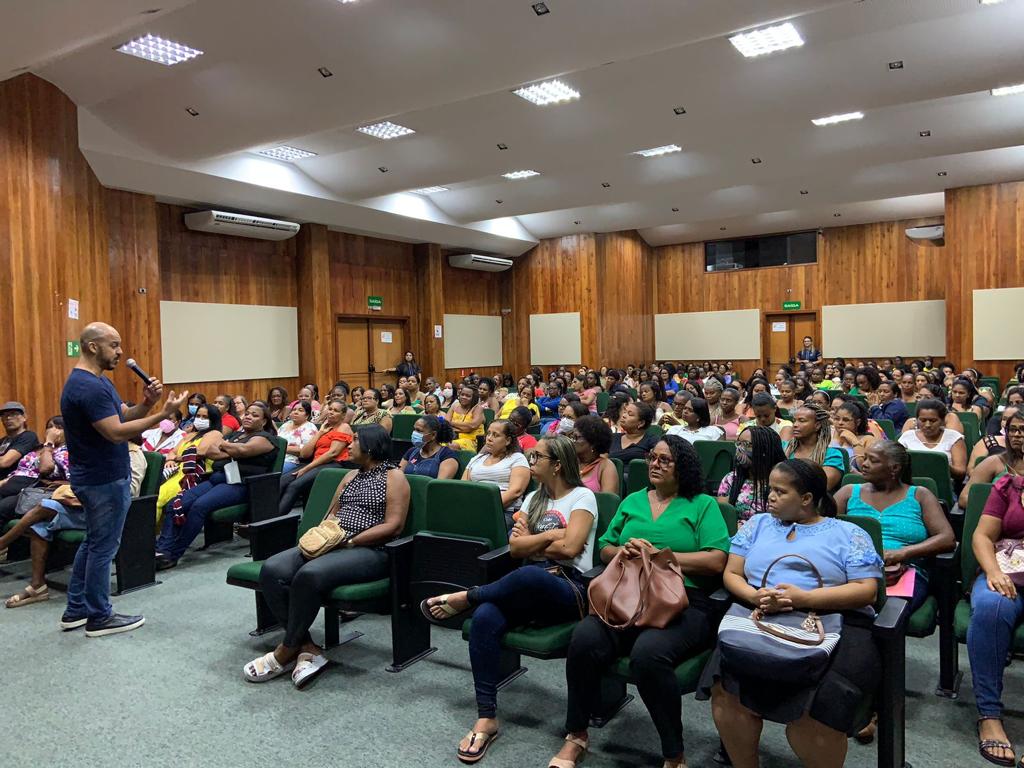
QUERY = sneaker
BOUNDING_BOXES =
[59,612,88,631]
[85,613,145,638]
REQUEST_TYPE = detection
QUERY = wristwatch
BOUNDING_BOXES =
[42,442,55,449]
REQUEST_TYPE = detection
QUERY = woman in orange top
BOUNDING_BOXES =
[277,401,354,515]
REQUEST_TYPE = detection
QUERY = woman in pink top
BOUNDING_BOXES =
[572,415,619,494]
[714,388,743,440]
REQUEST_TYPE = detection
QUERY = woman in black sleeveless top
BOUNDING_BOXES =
[155,401,277,569]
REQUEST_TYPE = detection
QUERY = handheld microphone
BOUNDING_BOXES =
[125,358,152,384]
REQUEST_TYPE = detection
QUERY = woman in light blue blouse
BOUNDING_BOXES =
[698,458,883,768]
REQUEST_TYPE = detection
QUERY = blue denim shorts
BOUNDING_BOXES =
[31,499,87,541]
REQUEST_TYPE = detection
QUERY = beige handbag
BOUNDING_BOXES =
[298,519,347,559]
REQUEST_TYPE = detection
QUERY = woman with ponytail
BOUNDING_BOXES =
[698,459,884,768]
[786,403,845,490]
[421,435,598,764]
[399,415,459,479]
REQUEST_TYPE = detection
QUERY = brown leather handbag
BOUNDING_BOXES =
[588,546,688,629]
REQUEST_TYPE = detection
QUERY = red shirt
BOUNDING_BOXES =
[222,413,240,431]
[315,430,353,462]
[518,433,538,451]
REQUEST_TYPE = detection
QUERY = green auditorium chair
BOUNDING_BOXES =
[979,376,1001,395]
[596,391,610,416]
[904,402,916,417]
[692,440,736,494]
[955,411,981,454]
[454,449,476,479]
[609,457,625,497]
[626,458,650,496]
[876,418,897,440]
[204,435,288,547]
[389,413,420,459]
[483,408,495,428]
[908,450,955,509]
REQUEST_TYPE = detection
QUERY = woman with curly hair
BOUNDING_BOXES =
[548,435,730,768]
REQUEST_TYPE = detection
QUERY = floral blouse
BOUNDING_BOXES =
[13,445,70,480]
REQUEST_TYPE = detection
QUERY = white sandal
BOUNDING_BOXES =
[548,734,588,768]
[243,652,294,683]
[292,652,329,689]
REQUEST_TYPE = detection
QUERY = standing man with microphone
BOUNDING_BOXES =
[60,322,188,637]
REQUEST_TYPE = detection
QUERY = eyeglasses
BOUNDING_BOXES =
[1006,425,1024,435]
[528,452,555,466]
[647,454,675,468]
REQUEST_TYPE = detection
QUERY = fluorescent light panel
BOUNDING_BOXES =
[991,83,1024,96]
[357,121,415,139]
[633,144,681,158]
[116,34,203,65]
[812,111,864,126]
[256,146,317,161]
[729,22,804,58]
[513,79,580,106]
[411,186,449,195]
[502,170,540,179]
[980,0,1006,5]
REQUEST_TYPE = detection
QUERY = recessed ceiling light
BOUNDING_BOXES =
[256,146,317,161]
[601,182,611,188]
[513,78,580,106]
[937,171,948,177]
[633,144,681,158]
[751,157,763,164]
[358,120,415,140]
[116,34,203,66]
[496,143,509,150]
[800,189,809,195]
[833,212,842,217]
[980,0,1006,5]
[378,166,389,173]
[888,60,904,70]
[532,2,550,15]
[720,227,727,231]
[185,106,199,117]
[672,207,680,213]
[318,66,333,78]
[729,22,804,58]
[992,83,1024,97]
[411,186,449,195]
[502,170,540,180]
[338,0,359,3]
[673,106,687,115]
[811,111,864,126]
[919,130,932,137]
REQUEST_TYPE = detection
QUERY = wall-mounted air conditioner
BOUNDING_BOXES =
[447,253,514,272]
[183,210,301,241]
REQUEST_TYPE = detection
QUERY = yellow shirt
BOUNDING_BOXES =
[450,409,485,452]
[497,399,540,421]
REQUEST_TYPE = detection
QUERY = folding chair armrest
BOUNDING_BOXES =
[387,535,416,606]
[872,597,911,639]
[478,545,515,582]
[581,564,606,587]
[244,471,283,523]
[249,512,301,561]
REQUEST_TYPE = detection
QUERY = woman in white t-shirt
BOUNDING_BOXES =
[463,420,531,528]
[421,434,598,764]
[897,398,968,482]
[666,397,725,444]
[276,402,319,474]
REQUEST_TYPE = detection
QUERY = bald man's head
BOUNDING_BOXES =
[80,322,122,371]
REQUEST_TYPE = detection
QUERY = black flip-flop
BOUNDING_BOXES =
[457,730,499,764]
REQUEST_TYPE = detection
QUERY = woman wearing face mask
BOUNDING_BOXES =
[141,410,185,457]
[400,416,459,479]
[277,401,355,516]
[717,425,786,526]
[277,402,319,474]
[182,393,207,429]
[155,405,224,524]
[546,401,588,438]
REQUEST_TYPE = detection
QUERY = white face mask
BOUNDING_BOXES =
[442,388,453,400]
[558,417,575,433]
[193,417,210,431]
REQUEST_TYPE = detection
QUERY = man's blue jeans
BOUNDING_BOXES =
[66,478,131,621]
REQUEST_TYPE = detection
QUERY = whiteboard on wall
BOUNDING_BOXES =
[822,300,945,357]
[160,301,298,383]
[655,309,760,360]
[530,312,582,365]
[443,314,503,369]
[974,288,1024,360]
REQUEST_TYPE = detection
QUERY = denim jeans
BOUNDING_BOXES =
[155,472,247,561]
[967,576,1024,718]
[466,564,584,718]
[66,478,131,621]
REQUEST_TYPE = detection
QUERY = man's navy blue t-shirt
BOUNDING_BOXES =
[61,368,129,487]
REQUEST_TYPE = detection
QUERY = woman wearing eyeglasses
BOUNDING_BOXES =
[421,436,599,764]
[549,436,730,768]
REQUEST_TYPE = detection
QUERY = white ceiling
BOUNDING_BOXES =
[10,0,1024,253]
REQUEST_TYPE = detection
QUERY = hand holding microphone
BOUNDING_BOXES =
[126,358,164,406]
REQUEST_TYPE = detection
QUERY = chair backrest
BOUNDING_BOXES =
[841,472,866,487]
[297,468,350,538]
[693,440,737,489]
[911,476,939,499]
[140,451,164,497]
[593,491,621,568]
[716,499,739,536]
[404,474,431,535]
[596,391,610,416]
[269,435,288,473]
[908,449,954,507]
[454,450,476,479]
[626,458,650,495]
[904,401,916,417]
[838,514,886,612]
[424,479,508,549]
[609,457,625,497]
[483,408,495,428]
[644,425,663,439]
[956,412,980,453]
[527,423,542,436]
[961,482,994,587]
[980,376,1001,395]
[875,418,897,440]
[839,449,851,474]
[390,413,420,442]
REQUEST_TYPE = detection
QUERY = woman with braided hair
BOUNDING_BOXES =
[717,425,786,526]
[786,403,845,490]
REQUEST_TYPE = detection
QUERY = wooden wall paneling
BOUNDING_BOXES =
[595,231,653,367]
[439,255,509,382]
[413,243,445,380]
[296,223,333,393]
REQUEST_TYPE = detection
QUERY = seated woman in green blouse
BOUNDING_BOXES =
[548,435,730,768]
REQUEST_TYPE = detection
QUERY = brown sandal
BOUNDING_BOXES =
[548,734,588,768]
[457,729,499,764]
[5,584,49,608]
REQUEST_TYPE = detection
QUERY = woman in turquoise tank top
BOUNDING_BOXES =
[834,441,955,612]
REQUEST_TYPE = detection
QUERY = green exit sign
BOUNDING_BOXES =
[367,295,383,310]
[66,340,80,357]
[782,301,802,311]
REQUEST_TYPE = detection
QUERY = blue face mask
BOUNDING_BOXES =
[411,431,425,446]
[187,404,198,416]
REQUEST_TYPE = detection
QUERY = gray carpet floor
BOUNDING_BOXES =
[1,541,1020,768]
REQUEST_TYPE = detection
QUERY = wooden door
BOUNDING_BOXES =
[370,320,406,388]
[791,314,819,364]
[766,315,792,370]
[337,320,371,390]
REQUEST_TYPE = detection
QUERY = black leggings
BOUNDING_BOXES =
[259,545,388,648]
[277,464,332,516]
[564,596,713,759]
